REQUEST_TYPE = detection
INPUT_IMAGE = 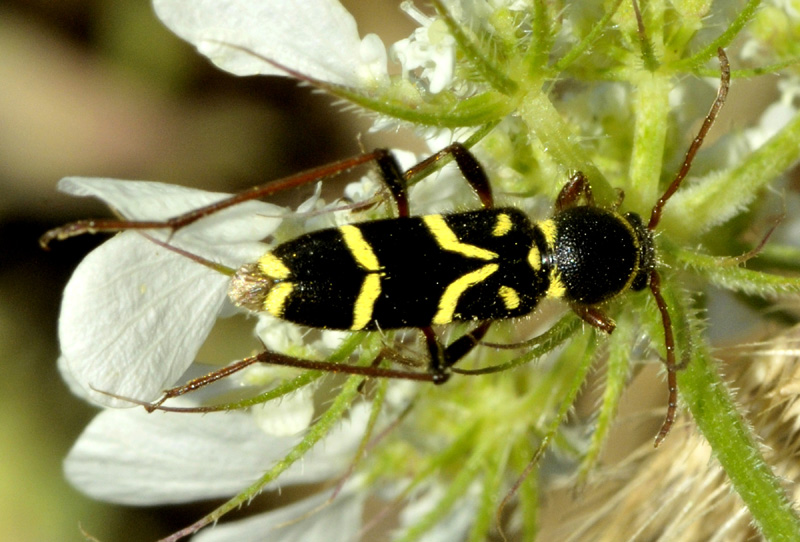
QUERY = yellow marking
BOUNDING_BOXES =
[423,215,497,260]
[527,245,541,271]
[258,252,291,280]
[492,213,513,237]
[339,225,381,271]
[433,264,498,324]
[616,213,642,292]
[498,285,520,310]
[538,219,558,249]
[265,282,294,317]
[352,274,382,330]
[546,269,566,298]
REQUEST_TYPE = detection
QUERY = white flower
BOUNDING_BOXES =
[153,0,389,88]
[66,401,373,542]
[66,404,367,505]
[251,384,316,436]
[391,5,456,94]
[50,1,800,541]
[56,177,281,407]
[193,485,365,542]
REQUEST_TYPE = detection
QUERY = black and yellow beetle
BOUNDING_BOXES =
[226,147,653,374]
[41,50,730,447]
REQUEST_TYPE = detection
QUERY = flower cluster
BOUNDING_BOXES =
[54,1,800,540]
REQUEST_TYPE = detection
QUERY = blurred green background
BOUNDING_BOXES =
[0,1,414,540]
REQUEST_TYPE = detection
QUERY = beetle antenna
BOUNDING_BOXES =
[649,270,678,447]
[647,49,731,446]
[648,48,730,231]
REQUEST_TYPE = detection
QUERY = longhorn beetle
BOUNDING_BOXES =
[42,49,730,448]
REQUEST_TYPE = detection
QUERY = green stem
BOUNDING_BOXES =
[674,0,762,72]
[523,0,552,74]
[394,434,488,542]
[628,71,671,211]
[517,92,614,202]
[467,445,509,542]
[578,313,634,482]
[551,0,626,73]
[667,284,800,541]
[430,0,518,95]
[682,348,800,540]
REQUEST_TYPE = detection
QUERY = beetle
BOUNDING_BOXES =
[42,49,730,447]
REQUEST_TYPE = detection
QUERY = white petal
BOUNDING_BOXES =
[745,102,797,150]
[194,484,365,542]
[65,403,372,504]
[399,483,480,542]
[65,408,297,504]
[153,0,388,87]
[254,313,307,353]
[252,386,315,436]
[56,178,283,406]
[57,354,91,398]
[279,402,372,485]
[357,33,390,87]
[59,232,229,406]
[295,182,323,214]
[390,19,455,94]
